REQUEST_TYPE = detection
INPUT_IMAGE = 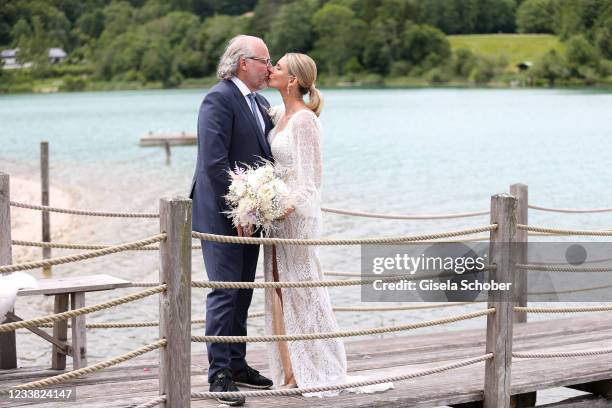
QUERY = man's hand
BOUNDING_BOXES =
[236,224,253,237]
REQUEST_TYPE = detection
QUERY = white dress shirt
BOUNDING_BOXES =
[231,77,265,133]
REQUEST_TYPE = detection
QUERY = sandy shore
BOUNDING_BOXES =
[9,177,75,263]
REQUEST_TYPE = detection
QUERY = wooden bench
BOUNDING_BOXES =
[10,274,131,370]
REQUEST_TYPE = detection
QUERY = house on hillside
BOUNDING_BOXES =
[48,48,67,64]
[1,47,67,69]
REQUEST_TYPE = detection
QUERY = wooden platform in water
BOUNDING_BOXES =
[139,132,196,146]
[2,314,612,407]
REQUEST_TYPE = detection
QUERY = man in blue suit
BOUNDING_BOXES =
[190,35,274,406]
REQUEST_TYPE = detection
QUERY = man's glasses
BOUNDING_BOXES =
[246,56,272,67]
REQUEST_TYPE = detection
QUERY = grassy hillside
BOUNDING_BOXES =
[448,34,565,68]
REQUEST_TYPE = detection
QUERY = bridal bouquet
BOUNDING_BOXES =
[224,162,294,235]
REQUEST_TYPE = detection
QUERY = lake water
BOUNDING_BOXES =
[2,87,612,404]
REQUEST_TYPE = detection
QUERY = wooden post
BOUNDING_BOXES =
[164,141,171,165]
[159,197,191,408]
[71,292,87,369]
[484,194,516,408]
[510,184,528,324]
[0,172,17,369]
[41,141,51,276]
[51,294,69,370]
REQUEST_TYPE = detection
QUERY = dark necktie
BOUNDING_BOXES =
[247,93,264,133]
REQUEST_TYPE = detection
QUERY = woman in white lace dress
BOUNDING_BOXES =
[264,53,392,396]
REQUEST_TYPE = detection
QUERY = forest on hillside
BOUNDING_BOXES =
[1,0,611,92]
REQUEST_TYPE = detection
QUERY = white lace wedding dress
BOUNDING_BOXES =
[263,107,393,397]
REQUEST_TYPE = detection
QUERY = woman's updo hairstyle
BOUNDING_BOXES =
[285,53,323,117]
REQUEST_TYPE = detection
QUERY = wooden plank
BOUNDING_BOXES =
[0,172,17,369]
[537,394,612,407]
[567,379,612,397]
[4,312,71,355]
[484,194,516,408]
[40,141,51,276]
[159,197,192,407]
[51,294,69,370]
[18,274,131,296]
[510,183,528,324]
[70,292,87,369]
[140,132,196,146]
[3,314,612,407]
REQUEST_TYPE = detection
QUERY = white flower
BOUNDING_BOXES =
[224,161,293,236]
[267,105,285,125]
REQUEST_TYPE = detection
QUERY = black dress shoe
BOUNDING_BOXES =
[209,369,245,406]
[233,365,273,389]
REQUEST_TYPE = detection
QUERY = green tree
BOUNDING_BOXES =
[311,3,366,75]
[140,38,172,82]
[266,0,317,59]
[100,1,136,41]
[552,0,605,40]
[452,48,478,78]
[475,0,517,33]
[516,0,556,33]
[250,0,284,38]
[399,24,450,69]
[205,0,257,15]
[532,49,568,85]
[566,34,600,68]
[200,14,249,75]
[11,18,32,46]
[593,4,612,59]
[362,17,396,75]
[75,10,105,39]
[565,34,602,82]
[469,55,497,84]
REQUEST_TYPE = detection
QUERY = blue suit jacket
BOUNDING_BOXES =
[190,80,274,235]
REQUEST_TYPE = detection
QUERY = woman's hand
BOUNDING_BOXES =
[236,224,253,237]
[278,207,295,220]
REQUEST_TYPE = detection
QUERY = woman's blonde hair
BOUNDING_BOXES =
[285,53,323,117]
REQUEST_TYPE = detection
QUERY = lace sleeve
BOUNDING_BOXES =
[290,111,322,217]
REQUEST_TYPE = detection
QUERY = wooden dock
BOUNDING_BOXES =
[2,314,612,407]
[139,132,196,147]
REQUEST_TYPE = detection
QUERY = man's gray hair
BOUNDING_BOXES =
[217,35,259,80]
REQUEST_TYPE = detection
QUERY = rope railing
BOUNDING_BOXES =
[321,206,490,220]
[515,305,612,313]
[29,304,481,329]
[0,340,166,394]
[188,268,498,289]
[136,354,494,407]
[136,396,167,408]
[529,204,612,214]
[188,353,493,400]
[513,347,612,359]
[332,302,476,312]
[10,200,495,221]
[0,285,166,332]
[33,312,266,329]
[131,270,377,286]
[516,264,612,272]
[191,308,495,343]
[0,233,167,273]
[517,224,612,236]
[9,201,159,218]
[11,200,612,221]
[192,225,497,246]
[11,239,202,251]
